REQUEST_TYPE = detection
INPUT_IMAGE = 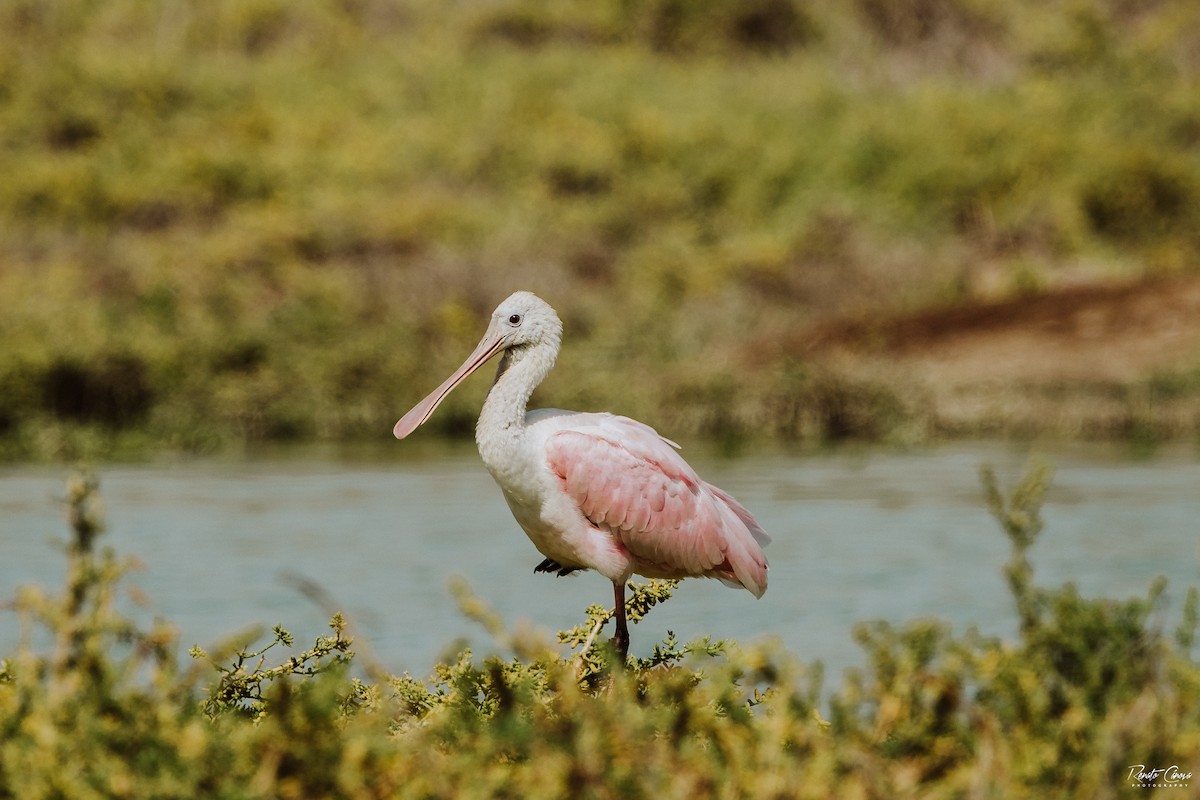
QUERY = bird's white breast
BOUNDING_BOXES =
[477,409,630,575]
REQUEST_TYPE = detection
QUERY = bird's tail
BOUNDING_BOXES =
[708,484,770,598]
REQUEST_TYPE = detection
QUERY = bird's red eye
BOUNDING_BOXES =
[508,314,522,325]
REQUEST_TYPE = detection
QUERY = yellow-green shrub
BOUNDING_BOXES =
[2,467,1198,798]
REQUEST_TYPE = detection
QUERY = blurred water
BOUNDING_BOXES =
[2,441,1198,682]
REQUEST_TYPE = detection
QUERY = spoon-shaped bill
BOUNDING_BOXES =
[393,329,507,439]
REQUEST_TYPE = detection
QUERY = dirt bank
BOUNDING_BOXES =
[795,277,1200,437]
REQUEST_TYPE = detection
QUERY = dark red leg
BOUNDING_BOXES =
[611,581,629,662]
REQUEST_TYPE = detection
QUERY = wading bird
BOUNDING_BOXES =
[393,292,769,660]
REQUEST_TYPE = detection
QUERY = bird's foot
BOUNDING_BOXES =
[534,557,581,577]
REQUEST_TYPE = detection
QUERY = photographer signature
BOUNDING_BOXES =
[1128,764,1192,787]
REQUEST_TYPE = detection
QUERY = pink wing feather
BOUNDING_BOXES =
[545,416,769,597]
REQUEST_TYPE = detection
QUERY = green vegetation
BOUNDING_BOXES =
[3,468,1198,797]
[3,0,1200,459]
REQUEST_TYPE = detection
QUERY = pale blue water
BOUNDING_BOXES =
[2,441,1198,681]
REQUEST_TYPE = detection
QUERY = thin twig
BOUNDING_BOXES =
[573,610,610,676]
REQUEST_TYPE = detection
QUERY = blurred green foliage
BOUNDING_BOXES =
[2,0,1200,458]
[3,468,1199,797]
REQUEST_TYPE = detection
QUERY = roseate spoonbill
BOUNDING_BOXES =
[393,291,769,660]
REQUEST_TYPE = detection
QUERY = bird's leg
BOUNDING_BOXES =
[611,581,629,663]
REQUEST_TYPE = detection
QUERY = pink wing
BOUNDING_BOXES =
[545,416,769,597]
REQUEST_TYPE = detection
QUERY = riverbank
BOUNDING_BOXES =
[2,0,1199,460]
[795,275,1200,443]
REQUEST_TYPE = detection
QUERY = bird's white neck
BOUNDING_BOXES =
[475,340,558,455]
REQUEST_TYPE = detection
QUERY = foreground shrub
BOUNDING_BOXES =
[1,467,1198,797]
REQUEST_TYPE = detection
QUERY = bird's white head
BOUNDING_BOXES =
[393,291,562,439]
[492,291,563,352]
